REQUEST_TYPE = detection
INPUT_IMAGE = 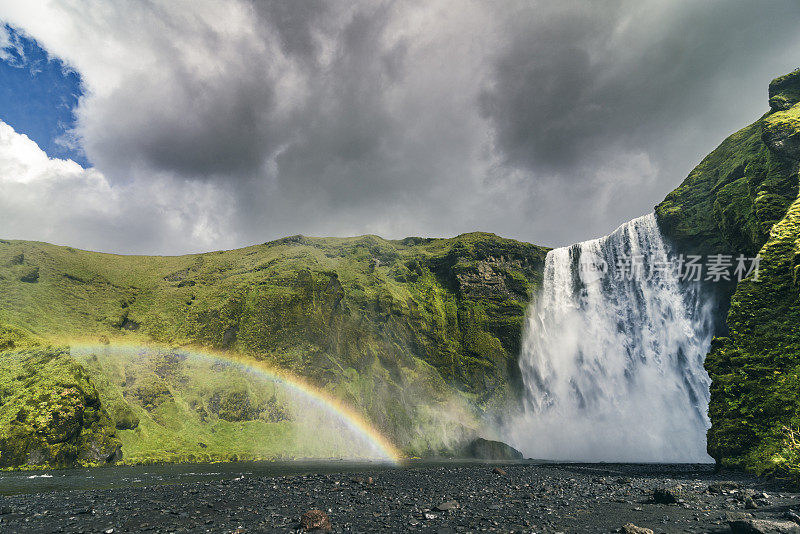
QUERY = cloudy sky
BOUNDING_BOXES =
[0,0,798,255]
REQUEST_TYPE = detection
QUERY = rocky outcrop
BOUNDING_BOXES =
[656,107,798,257]
[769,69,800,112]
[658,70,800,480]
[0,347,121,467]
[763,100,800,162]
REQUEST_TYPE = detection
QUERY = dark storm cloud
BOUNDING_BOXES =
[479,2,621,174]
[252,0,328,62]
[83,0,412,193]
[83,17,279,179]
[274,6,406,204]
[481,0,800,182]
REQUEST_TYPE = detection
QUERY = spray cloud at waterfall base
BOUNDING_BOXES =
[506,214,717,462]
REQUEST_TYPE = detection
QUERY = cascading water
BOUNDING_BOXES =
[507,213,715,462]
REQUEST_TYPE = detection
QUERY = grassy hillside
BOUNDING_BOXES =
[0,231,548,465]
[657,69,800,479]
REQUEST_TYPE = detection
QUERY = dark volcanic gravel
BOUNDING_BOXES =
[2,463,800,533]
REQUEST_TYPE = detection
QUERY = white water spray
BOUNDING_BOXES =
[508,213,715,462]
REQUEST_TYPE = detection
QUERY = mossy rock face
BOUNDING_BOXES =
[0,347,121,467]
[107,398,139,430]
[769,69,800,112]
[655,72,800,259]
[208,389,258,422]
[203,387,290,424]
[656,114,797,257]
[130,375,173,412]
[18,266,39,283]
[705,194,800,479]
[659,70,800,479]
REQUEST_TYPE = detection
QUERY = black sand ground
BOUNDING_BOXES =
[1,463,799,533]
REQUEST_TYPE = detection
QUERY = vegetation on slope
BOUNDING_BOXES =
[69,345,410,464]
[658,69,800,478]
[706,194,800,479]
[0,344,120,467]
[0,232,547,465]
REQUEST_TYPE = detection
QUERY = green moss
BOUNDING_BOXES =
[769,69,800,112]
[130,375,173,412]
[73,345,466,463]
[706,193,800,479]
[107,398,139,430]
[0,322,37,352]
[0,347,120,468]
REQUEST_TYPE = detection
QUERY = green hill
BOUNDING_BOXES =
[0,232,547,466]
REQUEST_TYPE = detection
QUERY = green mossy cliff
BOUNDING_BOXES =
[0,232,547,465]
[705,195,800,478]
[0,326,120,468]
[657,69,800,478]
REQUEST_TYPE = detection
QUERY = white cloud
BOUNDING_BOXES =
[0,24,11,59]
[0,120,233,254]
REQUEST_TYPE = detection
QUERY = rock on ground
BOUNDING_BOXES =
[622,523,654,534]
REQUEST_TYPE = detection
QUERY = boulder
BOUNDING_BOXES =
[708,481,739,494]
[436,500,459,511]
[728,513,800,534]
[653,486,682,504]
[463,438,523,461]
[0,348,121,468]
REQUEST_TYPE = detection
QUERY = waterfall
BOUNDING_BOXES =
[508,213,715,462]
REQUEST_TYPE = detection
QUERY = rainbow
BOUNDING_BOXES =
[67,341,402,464]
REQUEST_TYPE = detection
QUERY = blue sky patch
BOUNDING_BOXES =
[0,25,87,167]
